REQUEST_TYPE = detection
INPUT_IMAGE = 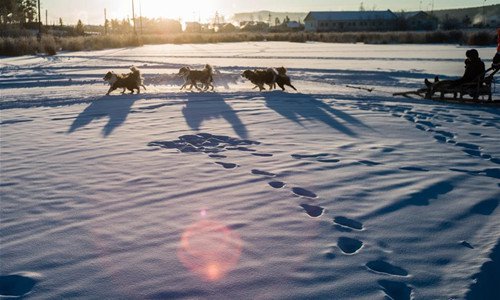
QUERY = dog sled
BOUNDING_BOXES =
[393,67,499,104]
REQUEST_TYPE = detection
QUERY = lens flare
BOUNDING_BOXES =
[178,219,242,281]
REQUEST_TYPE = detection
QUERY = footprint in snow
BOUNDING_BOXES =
[251,153,273,157]
[337,237,363,254]
[490,158,500,165]
[317,158,340,163]
[455,142,480,150]
[215,162,238,169]
[300,204,324,218]
[434,134,447,143]
[208,154,227,159]
[0,274,39,298]
[378,280,413,300]
[469,132,485,137]
[251,169,276,177]
[366,260,408,276]
[415,124,428,132]
[268,181,285,189]
[416,120,437,128]
[292,187,317,198]
[333,216,363,231]
[434,130,454,138]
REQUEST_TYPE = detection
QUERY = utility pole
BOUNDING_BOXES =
[45,9,47,28]
[104,8,107,35]
[139,0,143,35]
[37,0,42,37]
[131,0,137,35]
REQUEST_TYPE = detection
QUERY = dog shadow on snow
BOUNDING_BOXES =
[182,92,248,139]
[68,95,140,137]
[261,91,370,138]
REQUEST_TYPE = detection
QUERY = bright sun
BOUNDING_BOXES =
[140,0,219,22]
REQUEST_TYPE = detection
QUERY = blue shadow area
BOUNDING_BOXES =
[68,95,140,137]
[182,93,248,139]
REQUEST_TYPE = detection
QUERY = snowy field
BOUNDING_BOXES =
[1,42,499,299]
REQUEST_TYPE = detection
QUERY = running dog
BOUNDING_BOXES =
[241,68,277,91]
[103,66,145,95]
[274,66,297,91]
[178,64,214,91]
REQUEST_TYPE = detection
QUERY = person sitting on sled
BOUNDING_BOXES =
[493,28,500,70]
[425,49,485,87]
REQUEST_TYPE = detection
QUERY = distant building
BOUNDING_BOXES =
[397,11,438,30]
[304,10,398,32]
[185,22,202,33]
[286,21,301,29]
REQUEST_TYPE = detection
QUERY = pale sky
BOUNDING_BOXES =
[40,0,499,25]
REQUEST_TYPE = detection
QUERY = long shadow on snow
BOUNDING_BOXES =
[182,92,248,139]
[261,91,370,137]
[466,239,500,300]
[68,95,141,137]
[362,176,464,219]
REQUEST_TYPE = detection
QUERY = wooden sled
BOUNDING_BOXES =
[394,68,499,104]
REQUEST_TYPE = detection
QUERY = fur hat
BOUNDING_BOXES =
[466,49,479,59]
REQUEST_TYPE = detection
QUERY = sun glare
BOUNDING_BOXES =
[178,218,242,282]
[140,0,221,22]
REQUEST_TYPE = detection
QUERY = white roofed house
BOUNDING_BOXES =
[304,10,398,32]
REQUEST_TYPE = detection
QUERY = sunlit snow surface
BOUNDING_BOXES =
[1,42,499,299]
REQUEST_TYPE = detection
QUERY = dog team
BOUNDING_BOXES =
[103,65,296,95]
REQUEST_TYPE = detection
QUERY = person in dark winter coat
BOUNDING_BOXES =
[425,49,485,87]
[453,49,485,85]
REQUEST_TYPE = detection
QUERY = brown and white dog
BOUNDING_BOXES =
[178,64,214,91]
[103,66,145,95]
[274,66,297,91]
[241,68,277,91]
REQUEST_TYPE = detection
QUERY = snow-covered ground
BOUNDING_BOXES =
[1,42,499,299]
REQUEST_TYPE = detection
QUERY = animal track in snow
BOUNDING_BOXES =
[333,216,363,231]
[268,181,285,189]
[215,162,238,169]
[300,204,324,218]
[292,187,317,198]
[0,273,39,298]
[148,133,260,154]
[378,280,413,300]
[337,237,363,254]
[251,169,276,177]
[366,260,408,276]
[251,153,273,157]
[317,158,340,163]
